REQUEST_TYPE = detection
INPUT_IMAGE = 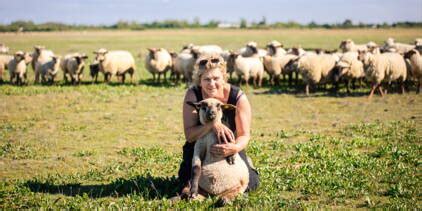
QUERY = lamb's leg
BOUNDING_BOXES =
[190,144,203,199]
[217,184,244,206]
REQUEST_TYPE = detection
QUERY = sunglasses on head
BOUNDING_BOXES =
[198,58,221,67]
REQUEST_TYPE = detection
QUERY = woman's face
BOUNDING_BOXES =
[200,68,225,98]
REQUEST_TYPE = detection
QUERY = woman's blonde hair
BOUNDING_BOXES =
[192,54,228,87]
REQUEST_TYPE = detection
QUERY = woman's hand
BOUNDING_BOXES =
[210,142,239,157]
[211,122,235,144]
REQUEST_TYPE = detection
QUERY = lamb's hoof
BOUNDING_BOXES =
[216,197,232,207]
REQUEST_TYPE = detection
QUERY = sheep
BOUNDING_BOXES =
[293,53,338,95]
[36,55,61,84]
[93,48,136,83]
[186,98,249,205]
[339,39,368,53]
[366,41,381,54]
[263,53,298,86]
[0,54,13,83]
[89,62,100,83]
[334,52,365,93]
[227,52,264,87]
[31,46,54,72]
[145,48,172,83]
[266,40,286,57]
[404,49,422,93]
[61,53,88,84]
[0,43,9,54]
[415,38,422,46]
[182,44,223,55]
[8,51,32,85]
[172,49,200,84]
[239,41,267,58]
[358,51,407,98]
[382,38,415,54]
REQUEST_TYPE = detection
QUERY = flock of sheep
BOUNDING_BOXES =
[0,37,421,98]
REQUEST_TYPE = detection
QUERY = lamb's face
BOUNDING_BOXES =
[187,98,236,125]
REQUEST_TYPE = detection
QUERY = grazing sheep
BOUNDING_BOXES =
[263,53,298,86]
[8,51,32,85]
[294,53,338,95]
[339,39,368,53]
[186,98,249,205]
[404,49,422,93]
[89,62,100,83]
[93,48,136,83]
[358,51,407,98]
[36,55,61,84]
[61,53,88,84]
[334,52,365,93]
[0,43,9,54]
[0,54,13,83]
[145,48,172,83]
[382,38,415,54]
[228,52,264,87]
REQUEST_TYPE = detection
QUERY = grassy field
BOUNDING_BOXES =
[0,29,421,209]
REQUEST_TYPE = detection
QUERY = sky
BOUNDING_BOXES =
[0,0,421,25]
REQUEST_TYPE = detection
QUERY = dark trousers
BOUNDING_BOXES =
[177,142,259,192]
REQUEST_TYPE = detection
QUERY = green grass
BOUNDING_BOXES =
[0,29,421,209]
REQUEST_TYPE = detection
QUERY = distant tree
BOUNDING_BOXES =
[342,19,353,28]
[240,18,247,28]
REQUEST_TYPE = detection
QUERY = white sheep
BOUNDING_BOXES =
[358,51,407,98]
[334,52,365,93]
[339,39,368,53]
[182,44,223,56]
[8,51,32,85]
[93,48,136,83]
[228,52,264,87]
[0,54,13,83]
[263,53,297,85]
[0,43,9,54]
[36,55,61,84]
[186,98,249,205]
[266,40,286,57]
[239,41,267,58]
[32,46,54,72]
[172,49,200,84]
[145,48,172,83]
[382,38,415,54]
[61,53,88,84]
[294,53,338,95]
[366,41,381,54]
[404,49,422,93]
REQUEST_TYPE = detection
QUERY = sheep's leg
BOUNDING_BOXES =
[378,84,385,97]
[217,184,244,206]
[121,74,126,84]
[346,79,351,94]
[152,73,156,83]
[35,70,40,84]
[288,72,292,87]
[305,84,310,96]
[368,83,377,99]
[418,80,421,94]
[157,73,161,83]
[400,80,405,94]
[190,143,204,199]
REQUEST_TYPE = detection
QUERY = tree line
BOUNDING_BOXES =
[0,19,421,32]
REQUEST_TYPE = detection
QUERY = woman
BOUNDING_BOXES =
[177,55,259,197]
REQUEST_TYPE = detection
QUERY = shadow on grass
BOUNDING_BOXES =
[25,175,180,199]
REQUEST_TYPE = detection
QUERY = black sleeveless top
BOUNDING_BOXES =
[190,85,241,133]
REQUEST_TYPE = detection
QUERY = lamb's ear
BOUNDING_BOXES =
[186,101,201,110]
[221,104,236,111]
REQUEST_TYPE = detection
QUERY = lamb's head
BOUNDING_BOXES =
[187,98,236,125]
[14,51,25,62]
[266,40,283,55]
[147,48,158,60]
[93,48,108,62]
[245,42,258,55]
[74,53,88,65]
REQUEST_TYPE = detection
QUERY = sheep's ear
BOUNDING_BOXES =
[221,104,236,111]
[186,101,201,110]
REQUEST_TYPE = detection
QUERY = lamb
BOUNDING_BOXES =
[8,51,32,85]
[93,48,136,83]
[293,53,338,95]
[36,55,61,84]
[228,52,264,87]
[334,52,365,93]
[145,48,172,83]
[61,53,88,84]
[0,43,9,54]
[186,98,249,205]
[382,38,415,54]
[0,54,13,83]
[358,51,407,98]
[404,49,422,93]
[339,39,368,52]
